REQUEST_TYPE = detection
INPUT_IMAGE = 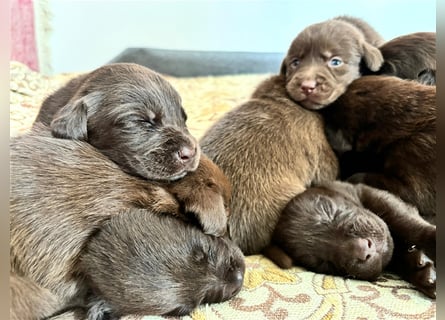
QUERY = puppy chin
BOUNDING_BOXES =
[287,87,334,110]
[299,99,327,110]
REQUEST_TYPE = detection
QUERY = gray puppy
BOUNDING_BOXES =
[82,209,245,320]
[280,15,384,110]
[10,128,235,319]
[33,62,200,181]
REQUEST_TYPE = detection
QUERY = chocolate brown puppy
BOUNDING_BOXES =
[81,209,245,319]
[281,15,384,110]
[370,32,436,85]
[319,75,436,221]
[33,62,200,181]
[264,181,435,298]
[10,128,232,319]
[200,75,339,254]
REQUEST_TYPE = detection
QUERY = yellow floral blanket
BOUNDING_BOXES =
[10,61,436,320]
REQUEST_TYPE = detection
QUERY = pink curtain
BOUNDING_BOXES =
[10,0,39,71]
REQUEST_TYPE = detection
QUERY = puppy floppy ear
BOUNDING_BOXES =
[50,91,102,141]
[361,42,384,72]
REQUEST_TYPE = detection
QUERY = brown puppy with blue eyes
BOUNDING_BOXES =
[34,62,200,181]
[281,15,384,110]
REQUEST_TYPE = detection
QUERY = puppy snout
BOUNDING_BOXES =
[355,238,376,262]
[177,145,197,163]
[301,80,317,95]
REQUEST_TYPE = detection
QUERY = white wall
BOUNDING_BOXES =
[36,0,436,75]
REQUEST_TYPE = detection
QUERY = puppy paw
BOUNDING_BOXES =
[184,195,228,237]
[404,245,436,299]
[163,155,231,237]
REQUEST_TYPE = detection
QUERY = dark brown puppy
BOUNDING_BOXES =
[370,32,436,85]
[81,209,245,320]
[319,76,436,221]
[200,75,339,254]
[33,62,200,182]
[264,181,436,298]
[280,15,384,110]
[10,128,232,319]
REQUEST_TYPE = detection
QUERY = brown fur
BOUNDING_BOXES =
[371,32,436,84]
[81,209,245,319]
[319,75,436,221]
[10,273,63,320]
[280,15,384,110]
[200,75,339,254]
[33,63,200,182]
[10,127,233,318]
[264,180,435,298]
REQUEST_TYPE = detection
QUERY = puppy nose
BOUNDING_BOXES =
[226,269,244,297]
[355,238,376,262]
[177,146,196,163]
[301,80,317,95]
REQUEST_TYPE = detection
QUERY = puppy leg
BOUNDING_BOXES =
[348,171,433,220]
[355,183,435,260]
[262,245,294,269]
[162,155,231,237]
[392,245,436,299]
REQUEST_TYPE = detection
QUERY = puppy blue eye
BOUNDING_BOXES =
[329,57,343,67]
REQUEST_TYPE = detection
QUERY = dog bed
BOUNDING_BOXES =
[9,61,436,320]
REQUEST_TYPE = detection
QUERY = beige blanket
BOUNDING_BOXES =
[10,61,436,320]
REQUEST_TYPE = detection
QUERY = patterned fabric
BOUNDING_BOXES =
[9,61,436,320]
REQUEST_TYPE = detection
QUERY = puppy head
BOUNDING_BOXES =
[50,63,200,181]
[281,19,383,110]
[165,153,232,237]
[274,191,394,280]
[81,209,245,318]
[375,32,436,84]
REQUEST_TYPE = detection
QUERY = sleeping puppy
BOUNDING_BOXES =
[281,15,384,110]
[319,75,436,221]
[33,62,200,182]
[10,127,232,319]
[200,74,339,254]
[81,209,245,320]
[11,211,244,320]
[369,32,436,85]
[264,181,436,298]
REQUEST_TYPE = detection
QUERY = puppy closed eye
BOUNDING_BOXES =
[132,110,160,127]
